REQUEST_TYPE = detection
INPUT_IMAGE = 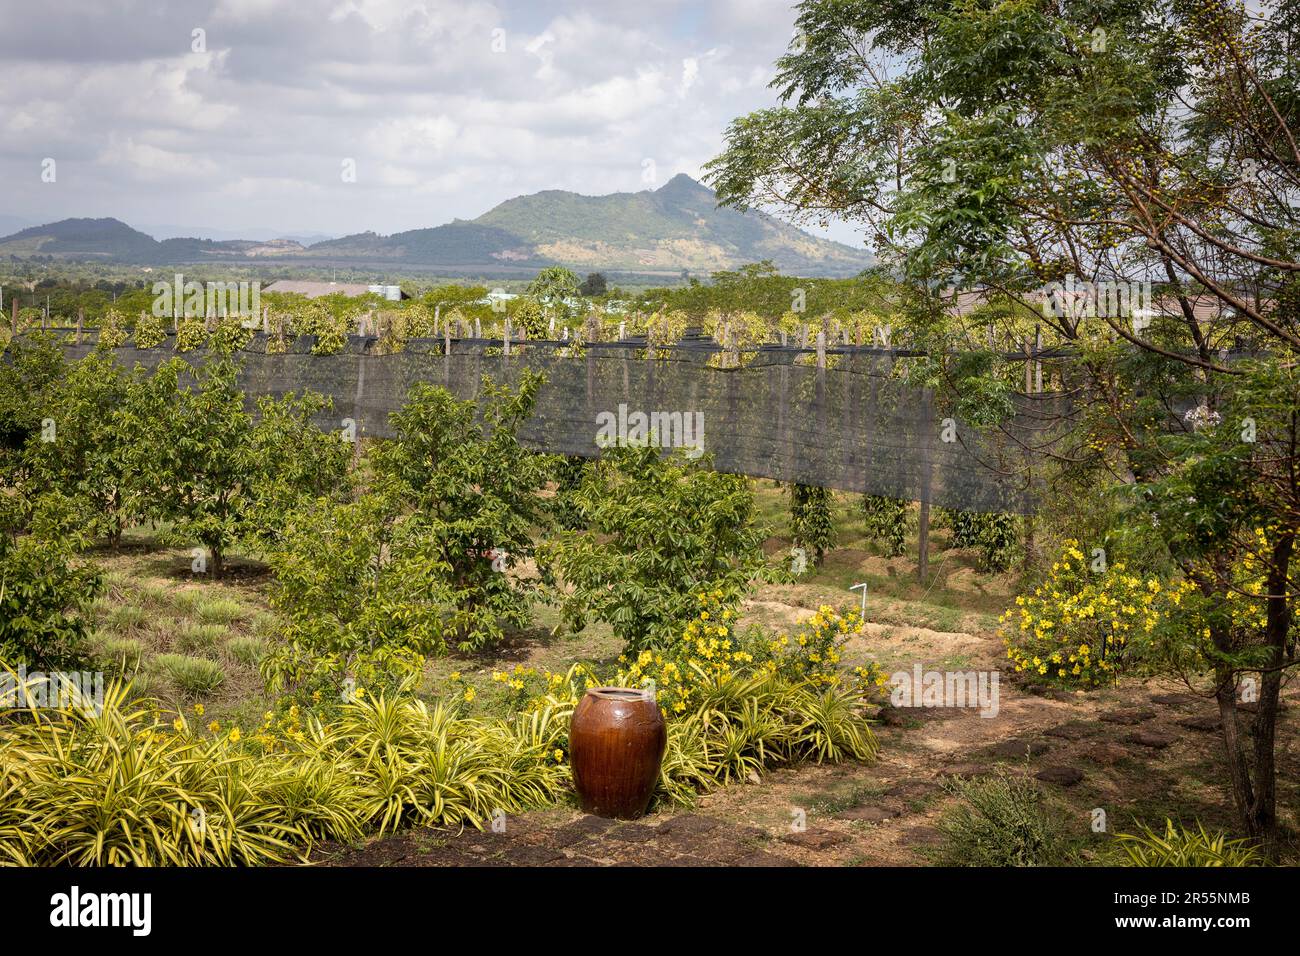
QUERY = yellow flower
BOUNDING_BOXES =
[172,716,185,732]
[464,687,477,702]
[208,721,220,733]
[192,703,205,716]
[229,728,241,743]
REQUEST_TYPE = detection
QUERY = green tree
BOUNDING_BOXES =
[124,358,348,578]
[370,372,551,651]
[25,352,139,548]
[0,492,102,670]
[539,446,768,651]
[579,272,608,297]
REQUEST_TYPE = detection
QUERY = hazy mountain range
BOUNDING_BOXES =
[0,175,872,278]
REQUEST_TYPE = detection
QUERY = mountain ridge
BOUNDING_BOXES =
[0,176,872,277]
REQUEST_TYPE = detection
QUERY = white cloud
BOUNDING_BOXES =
[0,0,840,239]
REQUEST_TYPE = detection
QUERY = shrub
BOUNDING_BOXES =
[861,494,910,556]
[152,654,226,697]
[133,312,167,349]
[790,483,835,565]
[1110,820,1263,867]
[0,494,103,670]
[935,770,1071,866]
[999,539,1194,687]
[368,372,551,651]
[261,494,454,694]
[540,445,768,652]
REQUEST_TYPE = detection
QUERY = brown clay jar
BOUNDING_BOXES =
[569,687,667,819]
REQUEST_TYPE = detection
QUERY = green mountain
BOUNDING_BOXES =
[473,174,870,275]
[0,176,872,277]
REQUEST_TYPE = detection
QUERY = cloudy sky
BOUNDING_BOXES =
[0,0,863,246]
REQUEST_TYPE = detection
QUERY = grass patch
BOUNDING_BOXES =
[151,654,227,698]
[225,635,267,667]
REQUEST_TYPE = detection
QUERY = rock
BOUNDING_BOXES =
[935,762,992,779]
[1150,693,1197,706]
[1126,729,1178,749]
[746,769,762,785]
[987,738,1052,759]
[1082,743,1132,766]
[1034,765,1084,786]
[1100,709,1156,725]
[780,827,850,850]
[878,706,909,727]
[835,805,895,824]
[1044,721,1101,741]
[734,850,801,867]
[653,815,721,836]
[1178,714,1221,732]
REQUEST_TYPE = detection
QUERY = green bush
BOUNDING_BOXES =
[935,770,1071,866]
[539,445,768,652]
[861,494,910,556]
[790,483,835,565]
[0,494,102,670]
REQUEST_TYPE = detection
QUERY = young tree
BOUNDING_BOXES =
[539,445,768,651]
[124,358,349,577]
[370,371,551,651]
[25,352,138,548]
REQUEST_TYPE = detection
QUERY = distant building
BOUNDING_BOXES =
[263,280,408,301]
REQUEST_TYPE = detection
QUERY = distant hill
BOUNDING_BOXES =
[0,176,872,277]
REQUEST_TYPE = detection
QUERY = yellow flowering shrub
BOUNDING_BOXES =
[999,540,1195,687]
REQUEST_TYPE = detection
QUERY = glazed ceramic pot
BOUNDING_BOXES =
[569,687,667,819]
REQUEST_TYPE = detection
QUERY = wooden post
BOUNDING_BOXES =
[474,316,481,339]
[917,389,933,583]
[444,320,451,356]
[76,308,83,344]
[1034,324,1043,392]
[262,308,269,334]
[815,330,826,369]
[504,318,512,357]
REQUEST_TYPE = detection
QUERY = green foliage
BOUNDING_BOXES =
[861,494,909,557]
[132,311,167,349]
[509,297,547,337]
[94,309,128,350]
[370,372,550,651]
[1110,819,1263,867]
[173,318,207,352]
[152,654,227,697]
[24,352,139,546]
[261,494,451,695]
[0,333,66,465]
[0,494,102,670]
[949,509,1020,572]
[936,770,1071,867]
[578,272,607,296]
[539,445,768,652]
[121,358,348,577]
[790,483,835,564]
